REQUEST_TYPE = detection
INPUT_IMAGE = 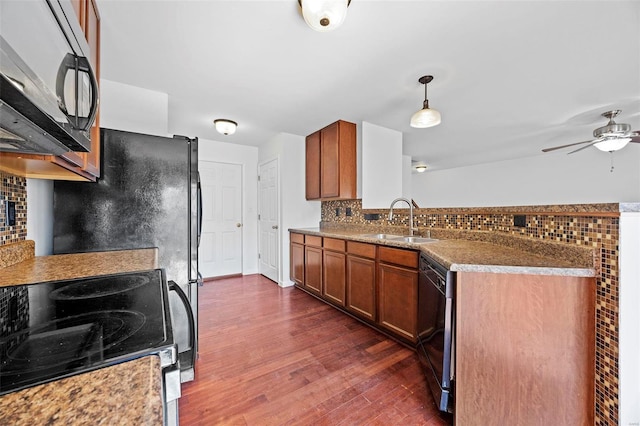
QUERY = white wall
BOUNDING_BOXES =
[198,139,259,275]
[26,179,53,255]
[361,122,403,209]
[619,210,640,425]
[402,155,412,200]
[99,79,169,136]
[412,147,640,207]
[260,133,321,287]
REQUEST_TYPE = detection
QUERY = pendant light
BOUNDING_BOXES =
[410,75,441,128]
[298,0,351,32]
[214,119,237,135]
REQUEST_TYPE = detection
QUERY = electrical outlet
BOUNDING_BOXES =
[346,207,352,216]
[335,208,340,216]
[513,214,526,228]
[5,201,15,226]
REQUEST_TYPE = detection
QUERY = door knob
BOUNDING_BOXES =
[272,225,279,229]
[236,223,242,228]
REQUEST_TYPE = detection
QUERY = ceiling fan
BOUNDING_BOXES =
[542,110,640,154]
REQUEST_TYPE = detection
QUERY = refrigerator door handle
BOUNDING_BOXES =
[197,272,203,287]
[197,172,202,248]
[168,280,196,371]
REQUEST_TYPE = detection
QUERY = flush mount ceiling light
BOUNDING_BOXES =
[414,164,428,173]
[410,75,441,128]
[213,119,237,135]
[297,0,351,32]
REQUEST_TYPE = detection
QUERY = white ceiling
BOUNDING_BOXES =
[96,0,640,171]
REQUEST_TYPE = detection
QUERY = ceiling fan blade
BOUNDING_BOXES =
[630,132,640,143]
[541,140,593,153]
[567,140,600,154]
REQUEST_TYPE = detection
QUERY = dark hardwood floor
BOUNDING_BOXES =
[179,274,451,425]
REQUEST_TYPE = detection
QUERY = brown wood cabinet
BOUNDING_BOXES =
[377,246,419,342]
[323,238,346,307]
[305,120,356,200]
[304,236,323,295]
[346,241,377,322]
[0,0,101,181]
[290,233,304,286]
[454,271,595,426]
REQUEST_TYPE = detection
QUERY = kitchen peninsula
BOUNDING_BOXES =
[290,223,596,425]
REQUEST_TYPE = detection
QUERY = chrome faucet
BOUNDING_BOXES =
[388,197,417,236]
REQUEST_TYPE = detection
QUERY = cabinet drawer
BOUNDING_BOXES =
[323,237,345,252]
[347,241,376,259]
[378,246,418,269]
[305,235,323,247]
[290,233,304,244]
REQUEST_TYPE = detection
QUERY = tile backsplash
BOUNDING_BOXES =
[0,171,27,246]
[322,199,621,426]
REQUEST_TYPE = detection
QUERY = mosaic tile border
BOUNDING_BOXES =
[322,199,620,425]
[0,171,27,246]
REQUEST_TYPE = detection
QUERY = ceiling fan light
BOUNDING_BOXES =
[594,137,631,152]
[410,108,441,128]
[214,119,237,135]
[300,0,349,32]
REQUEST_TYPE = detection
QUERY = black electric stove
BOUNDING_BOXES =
[0,269,176,395]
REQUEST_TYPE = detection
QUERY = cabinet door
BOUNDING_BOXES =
[305,246,323,295]
[320,122,340,198]
[82,0,101,178]
[346,255,376,321]
[305,131,320,200]
[378,263,418,341]
[323,250,346,306]
[290,242,304,285]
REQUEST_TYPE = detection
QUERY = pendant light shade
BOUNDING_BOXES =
[410,75,441,128]
[298,0,351,32]
[214,119,237,135]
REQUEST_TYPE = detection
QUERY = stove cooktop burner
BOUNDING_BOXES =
[0,269,173,395]
[1,310,146,374]
[49,275,150,300]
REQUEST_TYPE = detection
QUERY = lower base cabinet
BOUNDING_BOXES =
[378,263,418,341]
[323,248,346,306]
[346,255,376,322]
[304,246,323,295]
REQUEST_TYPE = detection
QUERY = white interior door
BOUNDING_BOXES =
[199,161,243,278]
[258,158,279,283]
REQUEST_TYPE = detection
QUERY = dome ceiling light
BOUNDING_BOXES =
[298,0,351,32]
[213,119,237,136]
[410,75,441,129]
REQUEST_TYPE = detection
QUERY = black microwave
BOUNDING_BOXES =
[0,0,98,155]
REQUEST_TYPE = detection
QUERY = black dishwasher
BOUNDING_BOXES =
[417,253,455,413]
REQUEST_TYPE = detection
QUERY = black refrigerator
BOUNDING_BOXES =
[53,127,201,382]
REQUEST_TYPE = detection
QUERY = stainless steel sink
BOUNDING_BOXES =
[390,236,438,243]
[359,233,403,240]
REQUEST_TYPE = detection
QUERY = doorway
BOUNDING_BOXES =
[258,158,280,283]
[199,161,243,278]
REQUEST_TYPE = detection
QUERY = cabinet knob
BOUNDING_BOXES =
[272,225,279,230]
[236,223,242,228]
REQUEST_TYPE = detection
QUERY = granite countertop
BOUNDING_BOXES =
[0,247,159,287]
[290,227,595,277]
[0,356,163,426]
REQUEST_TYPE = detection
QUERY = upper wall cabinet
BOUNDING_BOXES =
[305,120,357,200]
[0,0,101,182]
